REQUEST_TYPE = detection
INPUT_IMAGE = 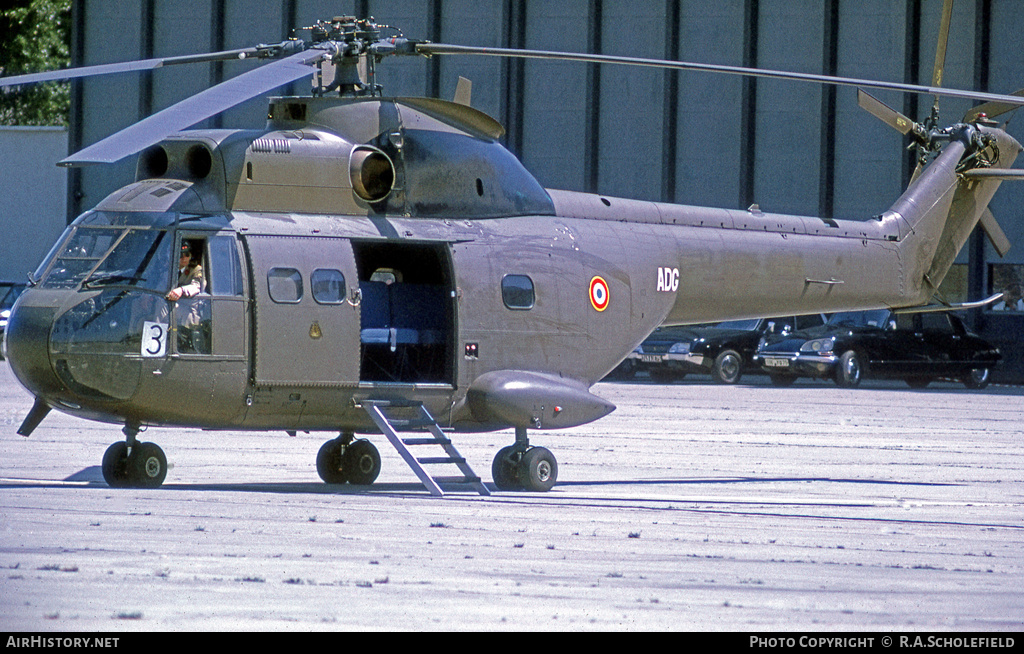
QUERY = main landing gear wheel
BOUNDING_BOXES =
[491,445,523,491]
[102,438,167,489]
[344,439,381,485]
[520,447,557,492]
[317,435,381,485]
[491,428,559,492]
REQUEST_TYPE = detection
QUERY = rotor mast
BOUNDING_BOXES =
[302,16,419,98]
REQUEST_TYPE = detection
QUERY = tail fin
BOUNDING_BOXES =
[924,126,1022,291]
[887,125,1022,300]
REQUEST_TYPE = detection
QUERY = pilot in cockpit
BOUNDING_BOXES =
[165,242,205,302]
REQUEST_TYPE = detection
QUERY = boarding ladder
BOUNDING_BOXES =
[359,399,490,497]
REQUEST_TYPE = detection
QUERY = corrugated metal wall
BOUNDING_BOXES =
[66,0,1024,255]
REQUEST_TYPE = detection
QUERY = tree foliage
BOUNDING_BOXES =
[0,0,72,126]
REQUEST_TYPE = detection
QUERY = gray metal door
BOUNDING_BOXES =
[246,235,361,385]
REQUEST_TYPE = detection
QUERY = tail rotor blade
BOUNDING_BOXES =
[857,89,916,134]
[928,0,955,121]
[979,208,1012,257]
[964,88,1024,123]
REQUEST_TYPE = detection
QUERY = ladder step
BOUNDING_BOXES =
[360,399,422,409]
[359,401,489,496]
[433,476,482,485]
[390,418,437,429]
[417,456,466,465]
[402,437,452,446]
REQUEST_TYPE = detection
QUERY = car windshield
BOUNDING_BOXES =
[713,319,760,331]
[647,326,697,340]
[826,310,891,329]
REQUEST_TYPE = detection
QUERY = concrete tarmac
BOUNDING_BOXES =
[1,360,1022,631]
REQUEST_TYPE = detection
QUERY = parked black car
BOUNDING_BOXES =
[0,282,27,361]
[616,314,827,384]
[754,309,1000,389]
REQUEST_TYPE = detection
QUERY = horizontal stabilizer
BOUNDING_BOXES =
[894,293,1005,314]
[961,168,1024,180]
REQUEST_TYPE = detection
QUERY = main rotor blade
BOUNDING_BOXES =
[60,47,326,166]
[418,43,1024,110]
[0,47,263,88]
[857,89,916,134]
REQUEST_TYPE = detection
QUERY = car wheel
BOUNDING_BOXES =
[712,349,743,384]
[963,368,990,390]
[834,350,862,388]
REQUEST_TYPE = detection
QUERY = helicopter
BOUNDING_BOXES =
[3,10,1024,494]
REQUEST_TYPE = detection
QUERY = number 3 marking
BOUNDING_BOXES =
[142,321,168,358]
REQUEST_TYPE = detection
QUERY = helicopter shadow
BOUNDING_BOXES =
[30,466,961,498]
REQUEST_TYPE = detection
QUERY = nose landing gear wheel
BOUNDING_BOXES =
[130,442,167,488]
[101,442,131,488]
[102,441,166,488]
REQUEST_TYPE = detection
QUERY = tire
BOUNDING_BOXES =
[129,442,167,488]
[518,447,557,492]
[712,349,743,384]
[101,442,131,488]
[491,445,522,491]
[316,439,347,484]
[344,439,381,485]
[963,368,990,390]
[834,350,863,388]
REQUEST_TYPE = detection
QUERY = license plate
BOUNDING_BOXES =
[764,358,790,368]
[641,354,663,363]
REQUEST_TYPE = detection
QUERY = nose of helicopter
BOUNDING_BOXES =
[5,297,65,401]
[5,288,143,415]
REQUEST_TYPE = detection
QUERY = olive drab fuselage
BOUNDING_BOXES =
[5,96,1021,438]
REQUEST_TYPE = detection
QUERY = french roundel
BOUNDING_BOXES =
[589,276,610,312]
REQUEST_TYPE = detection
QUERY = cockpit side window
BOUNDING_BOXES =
[207,235,244,296]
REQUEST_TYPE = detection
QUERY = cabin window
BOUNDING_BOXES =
[267,267,303,304]
[501,274,535,310]
[312,268,347,304]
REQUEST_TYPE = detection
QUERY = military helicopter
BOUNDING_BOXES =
[3,10,1024,494]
